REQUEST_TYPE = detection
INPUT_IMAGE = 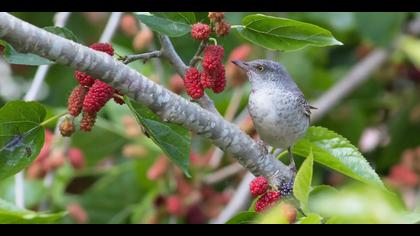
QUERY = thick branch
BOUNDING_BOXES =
[0,13,294,186]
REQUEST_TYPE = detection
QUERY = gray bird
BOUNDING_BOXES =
[232,59,315,170]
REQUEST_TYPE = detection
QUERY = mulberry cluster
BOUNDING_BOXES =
[67,43,124,133]
[249,176,283,213]
[183,45,226,99]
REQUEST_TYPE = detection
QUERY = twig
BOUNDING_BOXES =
[15,12,71,209]
[189,40,208,67]
[158,35,221,116]
[310,49,389,122]
[99,12,123,43]
[210,172,254,224]
[204,163,244,185]
[122,50,162,64]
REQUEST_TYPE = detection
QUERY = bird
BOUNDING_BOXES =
[232,59,316,172]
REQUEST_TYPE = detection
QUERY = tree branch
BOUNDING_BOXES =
[122,50,162,64]
[158,35,221,115]
[0,13,294,186]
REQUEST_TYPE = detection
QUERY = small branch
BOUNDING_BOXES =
[158,35,221,116]
[210,172,254,224]
[204,163,244,185]
[189,40,207,67]
[122,50,162,64]
[310,49,389,122]
[99,12,123,43]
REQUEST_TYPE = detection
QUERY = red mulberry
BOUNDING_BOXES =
[89,43,114,56]
[68,85,88,117]
[191,23,211,41]
[184,67,204,99]
[83,80,115,113]
[249,176,269,197]
[255,191,281,213]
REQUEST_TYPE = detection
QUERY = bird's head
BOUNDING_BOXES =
[231,59,292,87]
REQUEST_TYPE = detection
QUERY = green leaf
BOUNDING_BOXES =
[0,101,46,180]
[354,13,406,47]
[293,149,313,212]
[293,126,384,189]
[0,177,47,209]
[125,99,191,177]
[225,211,257,224]
[135,12,195,37]
[298,213,322,224]
[236,14,342,51]
[0,199,65,223]
[80,160,155,223]
[0,40,53,65]
[43,26,80,42]
[399,35,420,68]
[310,183,407,223]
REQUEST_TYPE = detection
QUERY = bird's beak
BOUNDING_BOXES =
[231,60,250,71]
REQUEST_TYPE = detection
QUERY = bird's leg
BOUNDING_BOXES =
[287,147,296,172]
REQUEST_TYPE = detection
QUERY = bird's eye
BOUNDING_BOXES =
[257,65,265,72]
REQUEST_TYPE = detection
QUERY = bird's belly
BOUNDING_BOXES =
[249,90,309,149]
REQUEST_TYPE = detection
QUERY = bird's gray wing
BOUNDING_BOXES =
[297,95,312,118]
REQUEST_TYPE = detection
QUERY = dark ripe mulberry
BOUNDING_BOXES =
[184,67,204,99]
[82,80,115,113]
[191,23,212,41]
[67,85,88,117]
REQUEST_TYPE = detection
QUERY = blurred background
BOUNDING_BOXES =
[0,12,420,223]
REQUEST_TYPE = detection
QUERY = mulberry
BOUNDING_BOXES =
[68,85,88,117]
[191,23,212,41]
[184,67,204,99]
[82,80,114,113]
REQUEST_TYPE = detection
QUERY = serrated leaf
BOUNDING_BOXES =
[293,149,313,212]
[0,101,46,180]
[135,12,195,37]
[298,213,322,224]
[225,211,257,224]
[236,14,342,51]
[0,199,65,223]
[293,126,384,189]
[0,40,53,65]
[125,99,191,177]
[43,26,79,42]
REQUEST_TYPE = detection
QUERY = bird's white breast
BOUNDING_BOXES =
[248,87,309,149]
